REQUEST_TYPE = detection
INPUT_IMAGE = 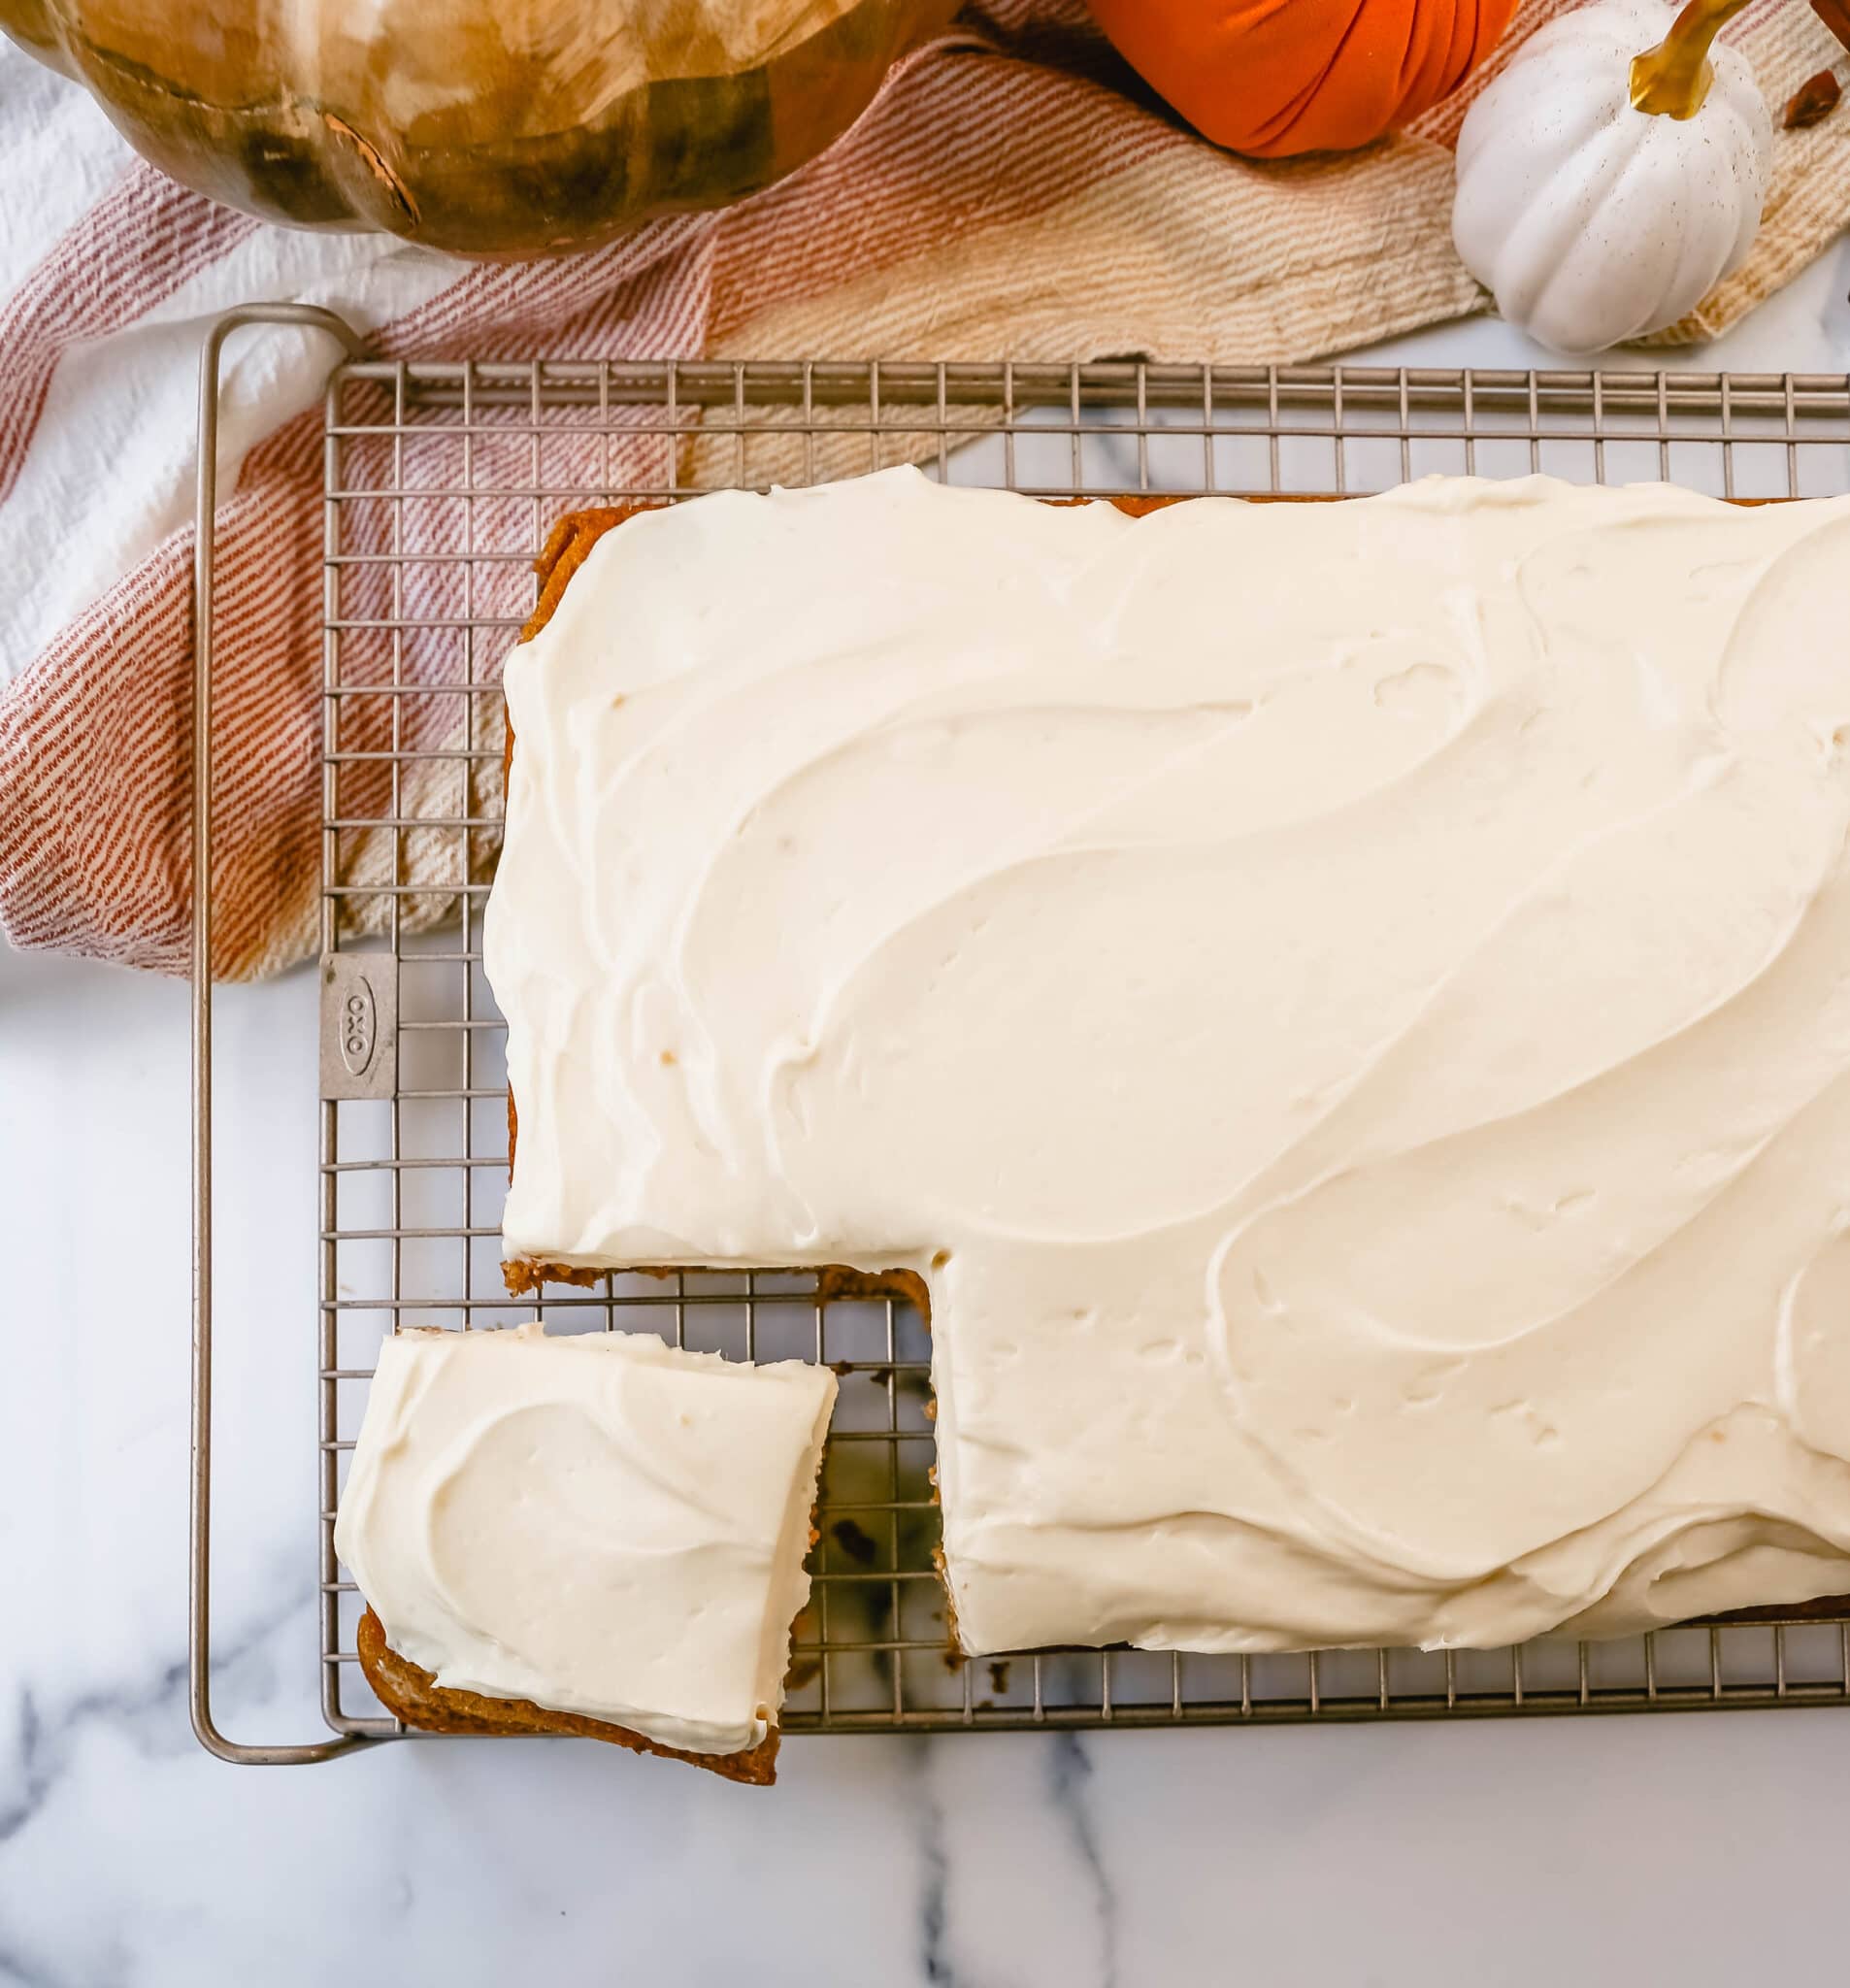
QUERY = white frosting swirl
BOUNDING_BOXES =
[335,1326,835,1750]
[486,467,1850,1655]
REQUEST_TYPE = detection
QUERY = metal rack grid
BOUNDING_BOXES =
[188,308,1850,1762]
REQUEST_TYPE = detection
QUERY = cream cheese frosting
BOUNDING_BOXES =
[334,1325,836,1751]
[485,466,1850,1656]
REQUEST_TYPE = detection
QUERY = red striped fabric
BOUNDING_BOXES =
[0,163,263,507]
[0,0,1832,979]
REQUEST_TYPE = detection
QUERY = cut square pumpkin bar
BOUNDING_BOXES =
[335,1324,836,1782]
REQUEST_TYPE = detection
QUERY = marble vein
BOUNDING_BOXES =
[1047,1736,1118,1988]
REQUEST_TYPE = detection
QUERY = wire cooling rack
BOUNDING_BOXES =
[188,304,1850,1762]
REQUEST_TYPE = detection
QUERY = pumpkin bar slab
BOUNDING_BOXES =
[485,467,1850,1660]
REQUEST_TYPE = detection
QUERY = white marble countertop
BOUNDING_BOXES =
[5,238,1850,1988]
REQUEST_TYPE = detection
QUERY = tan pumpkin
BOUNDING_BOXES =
[0,0,956,256]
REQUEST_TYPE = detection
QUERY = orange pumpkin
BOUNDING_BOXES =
[1085,0,1520,158]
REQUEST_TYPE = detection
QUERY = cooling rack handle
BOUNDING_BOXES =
[192,304,369,1765]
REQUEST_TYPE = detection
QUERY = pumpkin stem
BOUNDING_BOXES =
[1630,0,1754,119]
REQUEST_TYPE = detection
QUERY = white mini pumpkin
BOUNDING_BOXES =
[1452,0,1772,354]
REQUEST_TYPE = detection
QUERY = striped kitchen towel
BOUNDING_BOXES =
[1,0,1843,978]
